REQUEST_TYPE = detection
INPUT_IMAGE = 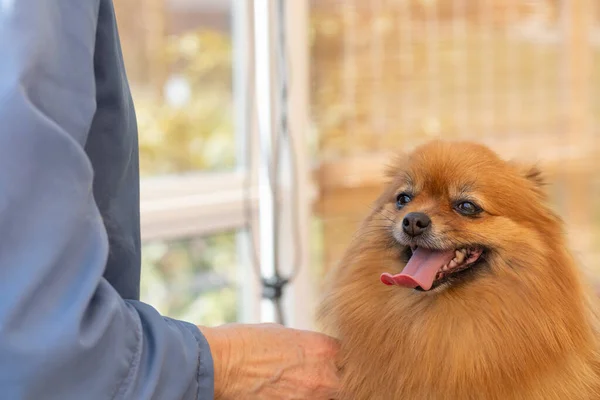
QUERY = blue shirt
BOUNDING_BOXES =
[0,0,214,398]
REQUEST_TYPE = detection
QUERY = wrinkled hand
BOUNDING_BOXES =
[199,323,341,400]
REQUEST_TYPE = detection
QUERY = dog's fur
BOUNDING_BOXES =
[318,141,600,399]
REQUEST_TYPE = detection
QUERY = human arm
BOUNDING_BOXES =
[0,1,213,398]
[199,324,341,400]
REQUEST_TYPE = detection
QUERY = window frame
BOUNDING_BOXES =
[140,172,253,241]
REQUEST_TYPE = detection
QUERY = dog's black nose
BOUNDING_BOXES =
[402,212,431,237]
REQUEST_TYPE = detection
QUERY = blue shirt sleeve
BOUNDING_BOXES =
[0,1,214,399]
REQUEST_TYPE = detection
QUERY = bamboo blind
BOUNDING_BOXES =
[311,0,600,275]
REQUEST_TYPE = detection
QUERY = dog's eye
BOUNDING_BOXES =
[396,193,412,209]
[455,201,482,216]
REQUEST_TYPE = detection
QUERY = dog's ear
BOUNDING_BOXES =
[512,162,547,197]
[383,153,408,183]
[522,165,546,189]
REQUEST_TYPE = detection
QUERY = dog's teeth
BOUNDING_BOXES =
[455,250,465,263]
[449,259,458,269]
[442,264,449,271]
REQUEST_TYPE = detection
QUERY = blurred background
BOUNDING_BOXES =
[113,0,600,330]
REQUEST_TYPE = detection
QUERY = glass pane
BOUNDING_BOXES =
[114,0,235,177]
[141,231,240,326]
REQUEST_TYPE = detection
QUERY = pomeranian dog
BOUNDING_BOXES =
[318,140,600,399]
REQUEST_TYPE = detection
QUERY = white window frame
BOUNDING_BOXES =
[139,0,316,329]
[140,172,254,241]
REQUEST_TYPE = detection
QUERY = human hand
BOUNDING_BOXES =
[199,323,340,400]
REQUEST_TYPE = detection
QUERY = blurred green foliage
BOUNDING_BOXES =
[135,30,236,176]
[140,232,239,326]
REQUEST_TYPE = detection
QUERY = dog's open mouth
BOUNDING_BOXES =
[380,245,484,291]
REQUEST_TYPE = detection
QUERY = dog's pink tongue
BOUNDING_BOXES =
[380,248,455,290]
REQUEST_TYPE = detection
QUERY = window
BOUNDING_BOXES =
[114,0,314,328]
[113,0,251,323]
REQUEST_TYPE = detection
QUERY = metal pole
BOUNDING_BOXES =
[253,0,279,323]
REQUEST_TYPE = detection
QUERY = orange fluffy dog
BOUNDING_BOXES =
[318,140,600,399]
